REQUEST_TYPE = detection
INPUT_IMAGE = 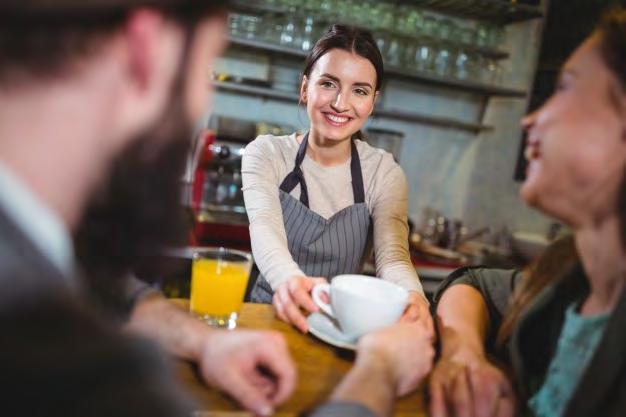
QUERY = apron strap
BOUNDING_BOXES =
[279,132,365,207]
[350,139,365,204]
[279,132,311,207]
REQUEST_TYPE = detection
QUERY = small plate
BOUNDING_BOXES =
[307,312,357,351]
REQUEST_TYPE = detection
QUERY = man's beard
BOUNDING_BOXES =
[74,86,195,307]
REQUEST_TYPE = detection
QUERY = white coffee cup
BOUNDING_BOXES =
[311,274,409,339]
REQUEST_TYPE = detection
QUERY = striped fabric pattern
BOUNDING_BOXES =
[250,191,371,303]
[279,190,370,279]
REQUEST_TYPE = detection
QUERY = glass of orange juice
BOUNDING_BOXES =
[190,247,252,329]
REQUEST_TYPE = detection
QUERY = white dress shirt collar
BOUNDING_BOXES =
[0,161,75,279]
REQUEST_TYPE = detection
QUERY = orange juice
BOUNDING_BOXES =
[190,258,250,317]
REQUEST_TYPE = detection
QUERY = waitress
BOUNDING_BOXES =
[242,25,430,333]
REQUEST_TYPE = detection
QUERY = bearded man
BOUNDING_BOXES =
[0,2,294,416]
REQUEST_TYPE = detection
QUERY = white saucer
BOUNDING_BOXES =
[307,312,357,351]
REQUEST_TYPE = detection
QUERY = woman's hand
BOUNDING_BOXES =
[272,276,328,333]
[400,291,434,333]
[429,347,515,417]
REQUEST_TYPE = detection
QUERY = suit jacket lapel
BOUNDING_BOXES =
[0,205,71,290]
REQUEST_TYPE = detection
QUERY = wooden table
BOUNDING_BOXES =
[175,302,427,417]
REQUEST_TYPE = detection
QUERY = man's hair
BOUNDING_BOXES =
[0,0,228,84]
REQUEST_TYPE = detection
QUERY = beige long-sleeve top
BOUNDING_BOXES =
[242,133,424,295]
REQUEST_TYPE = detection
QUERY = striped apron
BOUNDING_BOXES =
[250,133,371,303]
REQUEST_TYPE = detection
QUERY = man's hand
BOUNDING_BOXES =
[273,276,328,332]
[198,330,297,417]
[324,321,435,417]
[429,348,515,417]
[359,321,436,397]
[400,291,434,333]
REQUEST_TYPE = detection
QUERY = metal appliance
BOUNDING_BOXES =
[184,129,250,249]
[183,117,295,249]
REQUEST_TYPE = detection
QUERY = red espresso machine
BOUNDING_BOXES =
[187,129,251,250]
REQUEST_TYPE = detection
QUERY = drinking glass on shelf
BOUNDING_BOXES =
[318,0,338,22]
[476,22,504,49]
[419,207,441,245]
[403,42,417,69]
[420,15,439,38]
[437,18,456,42]
[351,1,371,28]
[280,18,296,46]
[457,25,474,45]
[336,0,355,24]
[365,1,382,29]
[482,58,504,85]
[475,22,490,48]
[466,52,482,82]
[397,6,423,37]
[240,14,261,40]
[228,13,242,38]
[433,45,452,78]
[413,41,436,73]
[259,12,280,44]
[377,3,395,32]
[453,50,471,80]
[385,36,404,68]
[302,0,320,13]
[300,15,316,51]
[375,33,390,59]
[394,5,409,34]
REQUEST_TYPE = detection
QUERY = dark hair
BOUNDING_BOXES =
[302,24,384,91]
[597,7,626,93]
[495,235,579,348]
[0,0,228,84]
[598,8,626,249]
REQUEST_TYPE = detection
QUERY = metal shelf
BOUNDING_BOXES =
[386,66,526,97]
[407,0,543,24]
[231,1,543,25]
[227,37,526,98]
[229,36,308,58]
[230,33,508,60]
[231,1,289,15]
[374,108,492,133]
[214,81,492,133]
[215,80,300,102]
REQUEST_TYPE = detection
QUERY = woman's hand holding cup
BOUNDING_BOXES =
[273,276,328,333]
[401,291,435,334]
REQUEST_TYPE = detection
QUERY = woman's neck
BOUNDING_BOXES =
[301,128,352,167]
[575,214,626,315]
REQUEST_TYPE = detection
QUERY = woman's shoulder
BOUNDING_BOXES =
[354,138,403,176]
[245,133,298,158]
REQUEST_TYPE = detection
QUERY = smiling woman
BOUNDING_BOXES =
[429,7,626,417]
[241,25,432,334]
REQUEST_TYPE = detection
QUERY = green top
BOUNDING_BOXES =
[434,261,626,417]
[528,302,610,417]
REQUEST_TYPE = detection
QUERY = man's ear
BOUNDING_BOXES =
[111,9,183,149]
[125,8,167,91]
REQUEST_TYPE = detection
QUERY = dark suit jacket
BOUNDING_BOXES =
[0,207,194,417]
